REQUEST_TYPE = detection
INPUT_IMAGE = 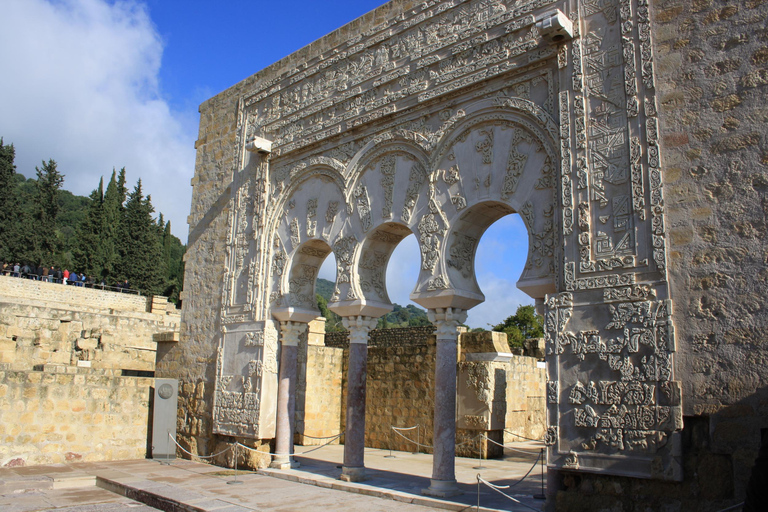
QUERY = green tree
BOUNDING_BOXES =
[316,293,345,332]
[0,139,19,261]
[492,304,544,349]
[33,159,65,263]
[101,169,126,282]
[73,177,106,278]
[116,180,164,293]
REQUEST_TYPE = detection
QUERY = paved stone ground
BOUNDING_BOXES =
[0,441,546,511]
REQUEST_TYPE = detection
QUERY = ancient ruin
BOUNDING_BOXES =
[167,0,768,509]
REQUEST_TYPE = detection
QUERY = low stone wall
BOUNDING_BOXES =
[0,366,153,466]
[307,327,545,458]
[0,276,181,467]
[0,276,151,313]
[504,355,546,443]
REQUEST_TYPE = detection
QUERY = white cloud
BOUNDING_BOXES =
[0,0,195,241]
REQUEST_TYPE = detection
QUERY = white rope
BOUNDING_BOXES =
[233,432,345,457]
[168,433,233,460]
[391,425,419,431]
[503,429,544,442]
[392,426,433,449]
[477,475,541,512]
[714,503,744,512]
[300,432,345,440]
[482,434,542,456]
[169,431,343,461]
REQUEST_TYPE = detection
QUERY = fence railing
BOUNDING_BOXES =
[0,269,142,295]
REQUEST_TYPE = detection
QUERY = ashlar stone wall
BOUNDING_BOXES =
[320,327,546,458]
[0,276,180,467]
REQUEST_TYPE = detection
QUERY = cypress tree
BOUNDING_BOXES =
[117,180,163,294]
[0,139,19,261]
[33,159,64,263]
[102,170,124,283]
[73,177,106,277]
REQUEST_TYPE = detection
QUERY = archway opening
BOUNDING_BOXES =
[316,249,344,331]
[467,213,532,333]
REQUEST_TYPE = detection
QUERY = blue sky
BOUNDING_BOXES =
[0,0,533,329]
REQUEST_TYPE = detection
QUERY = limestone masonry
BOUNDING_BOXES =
[174,0,768,509]
[0,277,180,466]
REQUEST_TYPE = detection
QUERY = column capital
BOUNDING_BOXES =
[279,321,306,347]
[341,315,378,344]
[427,308,467,339]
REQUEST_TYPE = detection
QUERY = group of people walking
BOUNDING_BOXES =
[0,262,131,291]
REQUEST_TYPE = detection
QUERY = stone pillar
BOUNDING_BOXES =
[270,321,305,469]
[423,307,467,497]
[339,315,378,482]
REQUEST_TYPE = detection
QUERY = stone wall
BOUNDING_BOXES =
[0,367,153,467]
[0,276,180,467]
[504,355,547,444]
[296,320,344,445]
[0,277,151,314]
[550,0,768,510]
[314,327,545,458]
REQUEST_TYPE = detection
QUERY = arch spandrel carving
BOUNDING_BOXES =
[205,0,681,483]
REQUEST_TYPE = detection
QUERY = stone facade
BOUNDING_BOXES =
[0,276,180,467]
[551,0,768,510]
[178,0,768,508]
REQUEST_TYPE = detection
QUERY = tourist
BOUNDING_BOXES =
[13,263,20,277]
[62,268,69,285]
[21,263,31,278]
[53,267,62,284]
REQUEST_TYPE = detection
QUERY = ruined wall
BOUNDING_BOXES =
[296,319,345,444]
[0,277,180,467]
[321,327,546,457]
[505,355,547,443]
[0,367,153,467]
[551,0,768,510]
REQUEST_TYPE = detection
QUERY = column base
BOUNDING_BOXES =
[339,466,367,482]
[269,456,300,470]
[422,478,462,497]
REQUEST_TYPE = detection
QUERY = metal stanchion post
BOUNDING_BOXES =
[477,474,481,511]
[473,435,485,470]
[227,443,243,485]
[534,448,545,499]
[385,427,396,458]
[413,425,420,455]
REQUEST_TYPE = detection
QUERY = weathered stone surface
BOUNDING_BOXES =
[173,0,768,508]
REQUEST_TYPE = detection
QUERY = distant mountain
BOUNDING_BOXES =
[315,278,430,329]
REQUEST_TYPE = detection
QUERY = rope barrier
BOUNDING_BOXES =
[482,434,542,457]
[391,425,419,431]
[392,426,434,449]
[168,433,234,460]
[300,432,345,440]
[233,432,345,457]
[503,429,544,443]
[477,475,542,512]
[714,503,744,512]
[168,431,343,462]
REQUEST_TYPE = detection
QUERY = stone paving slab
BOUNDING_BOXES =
[0,441,546,511]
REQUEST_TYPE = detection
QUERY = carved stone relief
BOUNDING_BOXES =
[211,0,677,482]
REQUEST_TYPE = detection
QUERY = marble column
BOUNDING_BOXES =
[423,307,467,498]
[270,320,305,469]
[339,315,378,482]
